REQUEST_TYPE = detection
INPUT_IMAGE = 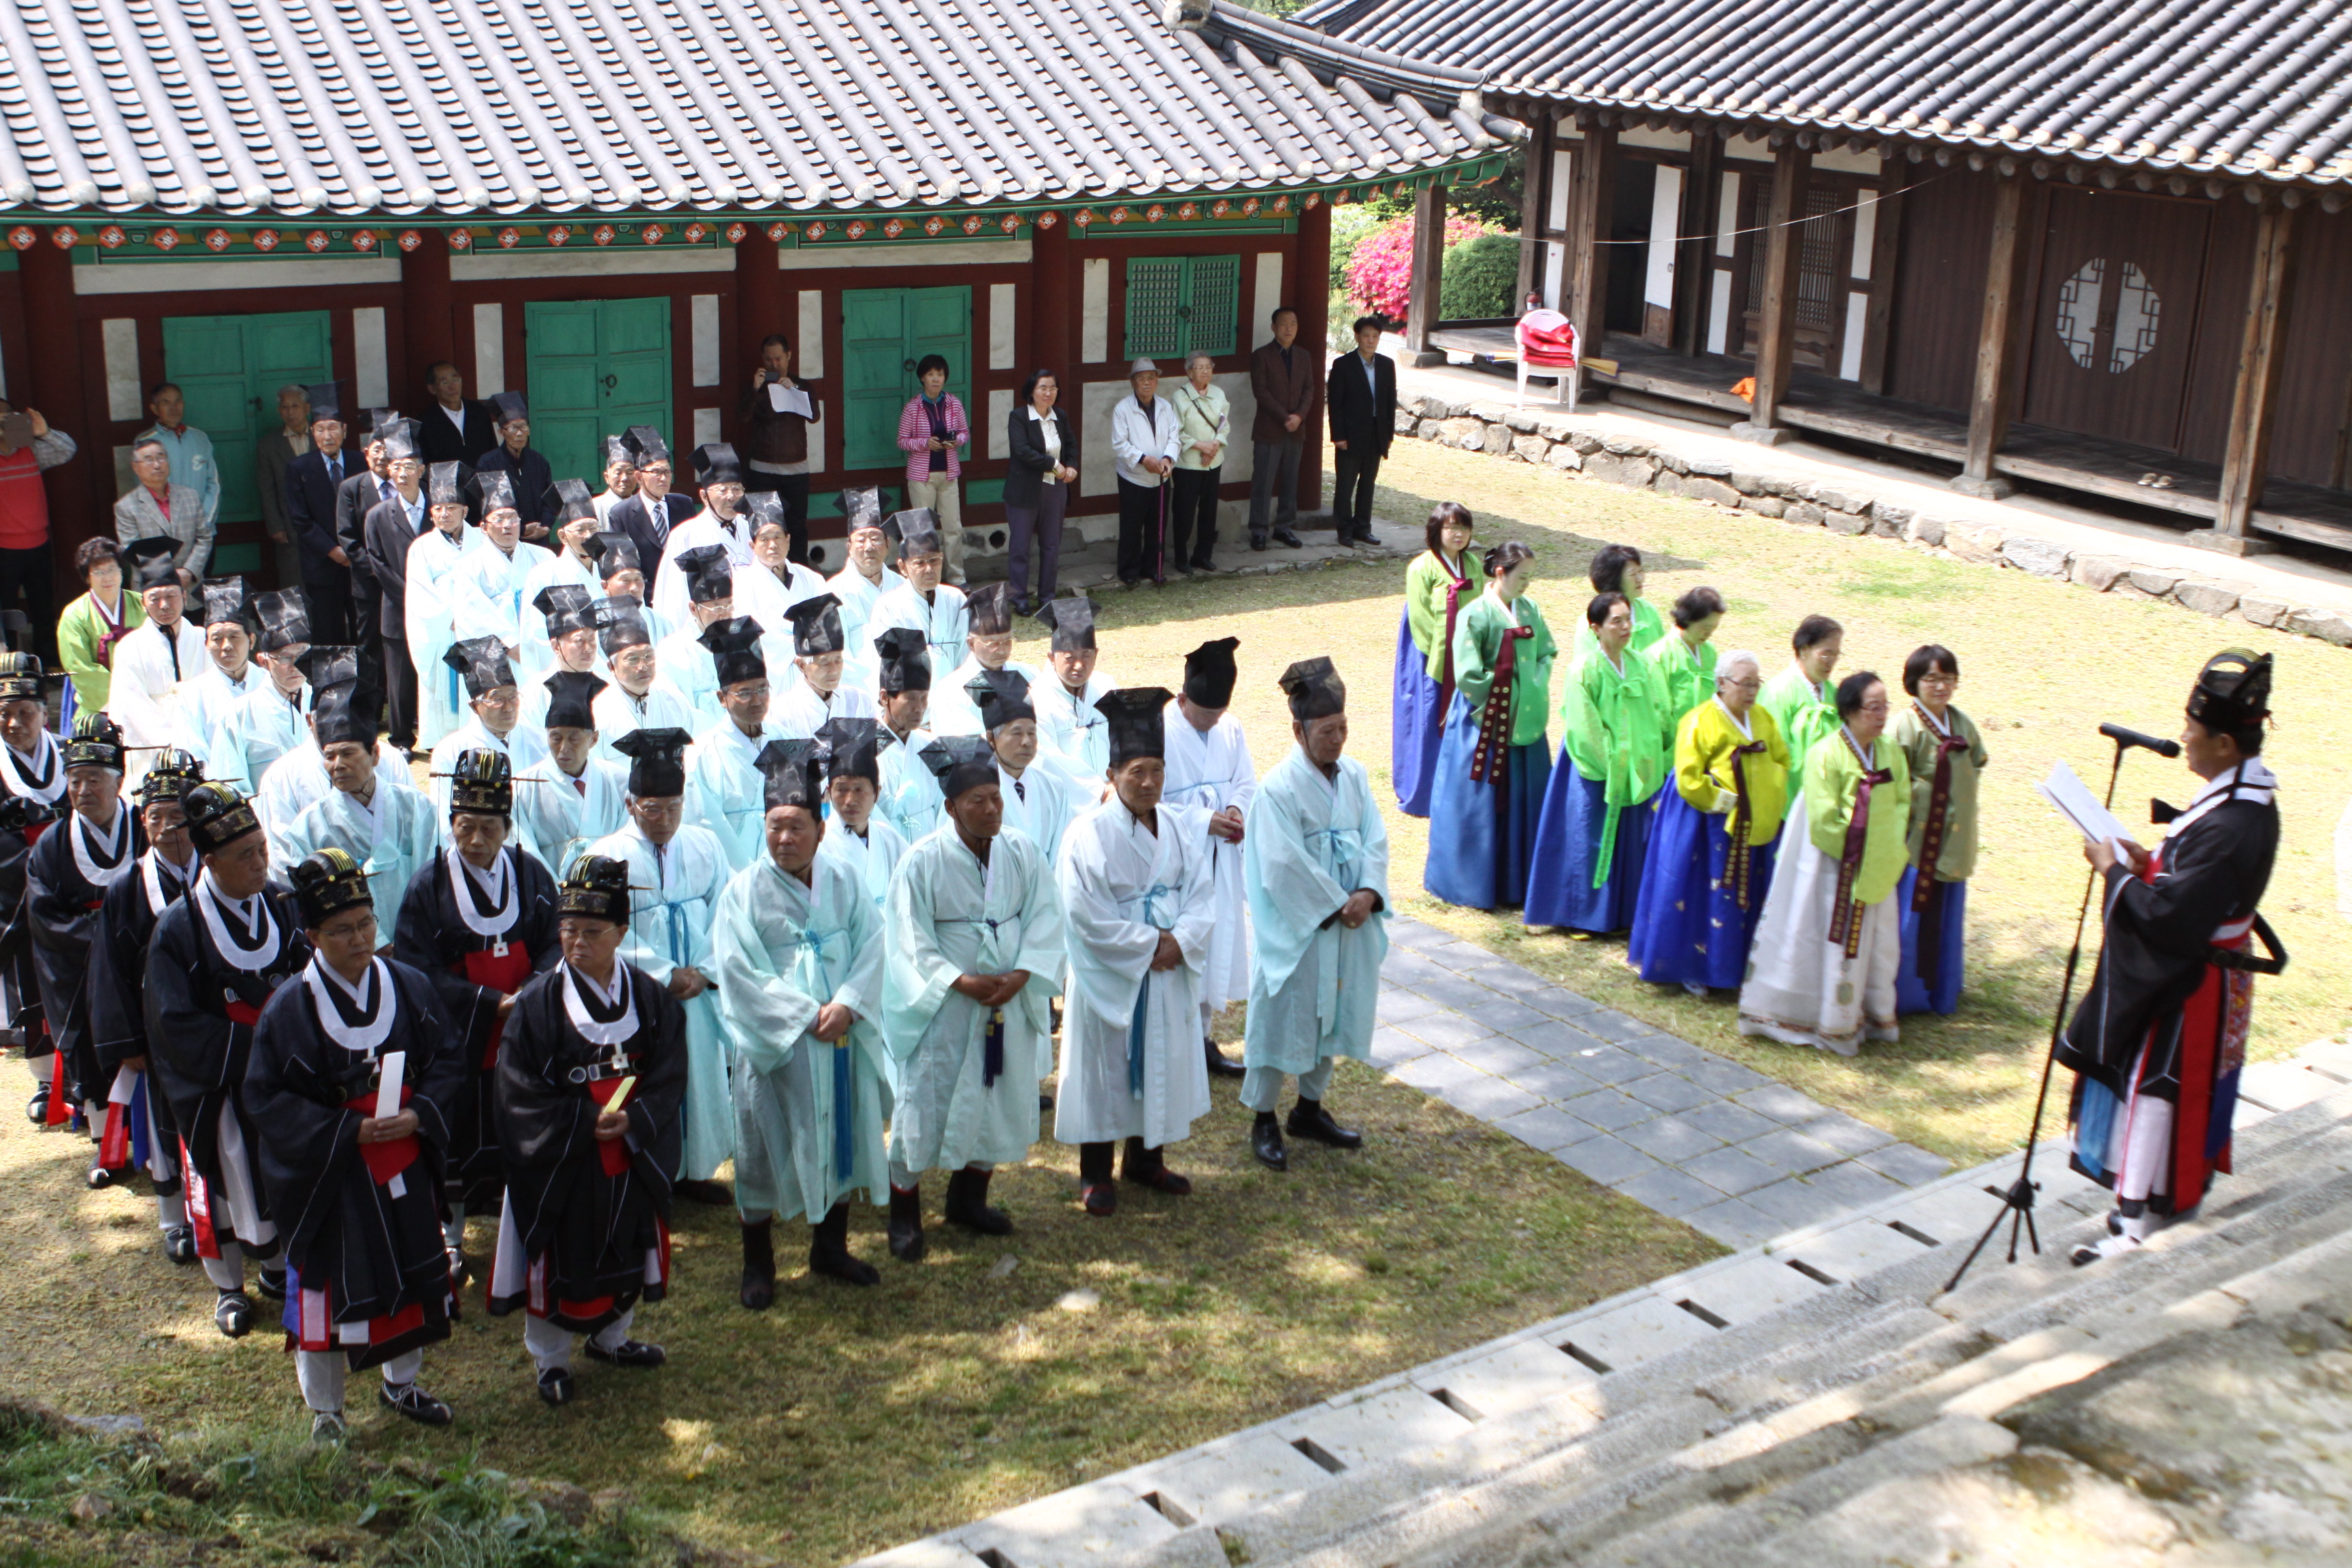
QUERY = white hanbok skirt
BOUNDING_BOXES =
[1735,790,1900,1056]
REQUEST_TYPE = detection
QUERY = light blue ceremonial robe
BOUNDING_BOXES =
[519,662,610,732]
[403,525,483,750]
[180,662,261,774]
[509,753,629,877]
[685,719,772,875]
[865,583,968,685]
[254,737,413,870]
[656,623,725,732]
[828,566,904,690]
[1034,669,1115,787]
[280,781,444,939]
[426,714,549,817]
[882,823,1063,1172]
[928,657,1045,738]
[589,819,734,1181]
[713,854,890,1220]
[819,815,908,914]
[770,682,877,742]
[591,677,700,765]
[206,681,311,794]
[455,539,538,653]
[1241,748,1391,1075]
[996,760,1083,870]
[516,552,600,685]
[876,725,943,845]
[1162,703,1256,1013]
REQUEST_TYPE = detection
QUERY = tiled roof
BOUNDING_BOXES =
[0,0,1506,218]
[1297,0,2352,187]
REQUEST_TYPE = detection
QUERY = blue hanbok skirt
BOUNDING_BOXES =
[1627,789,1778,989]
[1895,866,1967,1015]
[1524,760,1654,934]
[1391,606,1447,817]
[1424,692,1548,910]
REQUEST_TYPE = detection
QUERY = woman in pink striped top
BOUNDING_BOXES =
[898,357,970,585]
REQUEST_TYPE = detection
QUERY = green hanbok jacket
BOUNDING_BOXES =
[1450,591,1556,749]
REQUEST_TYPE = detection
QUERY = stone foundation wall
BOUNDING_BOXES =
[1394,395,2352,649]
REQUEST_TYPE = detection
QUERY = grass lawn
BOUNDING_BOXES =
[5,429,2344,1565]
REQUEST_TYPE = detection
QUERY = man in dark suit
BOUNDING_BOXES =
[337,414,402,696]
[1247,306,1317,551]
[358,423,430,750]
[256,383,311,591]
[1325,315,1395,546]
[279,382,356,644]
[603,426,697,593]
[472,391,555,543]
[417,361,497,467]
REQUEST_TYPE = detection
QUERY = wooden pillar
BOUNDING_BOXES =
[1514,112,1552,312]
[1857,156,1905,394]
[1673,131,1720,358]
[19,235,93,608]
[2206,201,2298,552]
[1736,143,1806,442]
[1953,173,2029,495]
[399,230,455,407]
[1565,123,1617,385]
[1292,195,1331,519]
[1403,180,1446,363]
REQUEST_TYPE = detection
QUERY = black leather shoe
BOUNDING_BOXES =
[163,1226,197,1265]
[943,1167,1013,1235]
[1273,529,1304,549]
[739,1219,776,1311]
[584,1338,666,1369]
[379,1382,454,1426]
[1287,1099,1364,1149]
[87,1162,116,1190]
[24,1084,47,1124]
[255,1267,289,1300]
[1250,1115,1288,1172]
[1250,534,1269,552]
[537,1367,576,1406]
[887,1186,927,1262]
[1205,1037,1246,1079]
[214,1290,255,1339]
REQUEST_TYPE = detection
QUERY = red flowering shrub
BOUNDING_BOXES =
[1343,213,1489,325]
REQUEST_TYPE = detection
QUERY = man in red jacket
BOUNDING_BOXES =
[0,400,76,664]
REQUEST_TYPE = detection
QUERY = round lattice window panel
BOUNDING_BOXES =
[2055,259,2161,374]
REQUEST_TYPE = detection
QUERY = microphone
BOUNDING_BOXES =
[2099,722,2182,760]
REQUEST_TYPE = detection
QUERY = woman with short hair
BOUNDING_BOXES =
[1166,351,1228,574]
[898,355,969,585]
[1424,540,1555,910]
[1391,502,1473,817]
[1004,368,1077,615]
[1739,670,1912,1056]
[56,538,143,718]
[1646,585,1724,722]
[1891,644,1988,1015]
[1578,543,1663,663]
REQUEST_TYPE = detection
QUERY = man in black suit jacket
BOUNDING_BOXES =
[417,361,497,467]
[359,436,431,749]
[279,385,357,644]
[473,392,555,542]
[337,425,401,695]
[603,429,697,593]
[1325,314,1397,546]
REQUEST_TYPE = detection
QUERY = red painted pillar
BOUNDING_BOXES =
[20,234,94,610]
[399,231,455,409]
[1029,216,1074,471]
[1292,197,1332,521]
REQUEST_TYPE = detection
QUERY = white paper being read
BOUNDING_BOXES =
[374,1049,406,1122]
[767,384,812,419]
[2037,760,2131,850]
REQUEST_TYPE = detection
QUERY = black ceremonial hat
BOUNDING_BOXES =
[534,583,599,638]
[964,581,1014,637]
[1033,595,1097,653]
[448,747,514,819]
[295,644,361,693]
[1277,656,1346,721]
[622,425,669,466]
[815,716,890,784]
[137,748,203,809]
[125,536,180,593]
[594,597,653,654]
[472,469,519,517]
[874,627,931,693]
[1182,636,1240,708]
[310,676,384,748]
[291,846,372,928]
[2187,649,2274,736]
[612,726,691,798]
[378,419,421,461]
[304,382,344,423]
[557,853,632,925]
[840,486,884,532]
[698,616,768,689]
[587,531,642,577]
[1096,687,1173,768]
[201,575,255,631]
[63,712,125,773]
[601,433,632,469]
[444,636,517,700]
[489,391,529,425]
[0,613,35,699]
[753,738,821,812]
[676,544,734,605]
[918,734,997,800]
[182,780,263,855]
[742,490,786,534]
[545,478,596,525]
[881,508,941,557]
[691,442,742,485]
[542,670,607,732]
[786,594,845,657]
[362,407,400,443]
[970,668,1034,734]
[427,461,465,506]
[253,587,310,653]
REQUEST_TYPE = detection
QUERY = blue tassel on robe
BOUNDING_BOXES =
[1390,606,1446,817]
[1626,789,1777,990]
[1895,866,1967,1015]
[1523,760,1652,934]
[1423,692,1548,910]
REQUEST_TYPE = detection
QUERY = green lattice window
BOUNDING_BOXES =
[1124,255,1240,361]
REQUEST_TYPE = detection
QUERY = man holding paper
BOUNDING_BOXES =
[246,848,468,1443]
[2057,650,2284,1263]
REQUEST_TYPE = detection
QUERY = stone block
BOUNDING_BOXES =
[1140,1431,1335,1525]
[1678,1253,1831,1326]
[1555,1293,1717,1371]
[1392,408,1419,436]
[1788,1113,1896,1157]
[1869,502,1914,538]
[1812,487,1868,514]
[1533,415,1575,441]
[1905,513,1948,547]
[1688,457,1733,478]
[1657,451,1691,475]
[1437,416,1483,446]
[1601,435,1652,456]
[1730,471,1767,494]
[1616,1114,1726,1164]
[1502,408,1539,434]
[2002,535,2072,576]
[1585,453,1656,487]
[2172,580,2240,617]
[1733,1082,1831,1124]
[1946,524,2006,564]
[1480,422,1514,456]
[1511,434,1550,463]
[1555,1133,1664,1186]
[1682,1099,1782,1145]
[1682,476,1742,508]
[1686,1196,1786,1250]
[1414,418,1441,442]
[1436,1073,1546,1122]
[1494,1105,1601,1153]
[2070,552,2132,590]
[1682,1144,1785,1197]
[1565,430,1604,455]
[1546,443,1582,470]
[1856,1142,1953,1186]
[1823,508,1871,536]
[1287,1386,1471,1471]
[1622,1073,1718,1115]
[1651,469,1686,497]
[1742,1175,1865,1232]
[1616,1166,1729,1218]
[1784,501,1826,527]
[2237,595,2289,627]
[851,1541,992,1568]
[963,1480,1179,1568]
[1776,1217,1939,1284]
[2127,566,2180,597]
[2288,606,2352,644]
[1456,425,1491,452]
[1742,1127,1848,1175]
[1413,1338,1602,1422]
[1748,495,1786,518]
[1467,402,1512,425]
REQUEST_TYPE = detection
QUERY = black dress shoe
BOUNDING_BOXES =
[585,1338,666,1369]
[943,1167,1013,1235]
[24,1084,47,1124]
[379,1382,454,1426]
[536,1367,576,1406]
[1273,529,1304,549]
[1171,560,1194,577]
[163,1226,197,1265]
[255,1267,289,1300]
[739,1219,777,1311]
[1250,534,1269,552]
[1205,1037,1246,1079]
[1286,1099,1363,1149]
[673,1178,734,1206]
[214,1290,255,1339]
[888,1186,926,1262]
[87,1162,116,1190]
[1250,1114,1288,1172]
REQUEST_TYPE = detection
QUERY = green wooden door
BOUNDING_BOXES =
[161,310,333,533]
[524,298,671,489]
[1122,255,1241,361]
[840,287,971,472]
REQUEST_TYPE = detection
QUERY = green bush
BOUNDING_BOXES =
[1439,232,1520,322]
[1326,202,1386,293]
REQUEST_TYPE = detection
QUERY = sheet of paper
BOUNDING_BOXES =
[374,1050,406,1122]
[2037,760,2130,849]
[108,1065,138,1105]
[767,384,812,419]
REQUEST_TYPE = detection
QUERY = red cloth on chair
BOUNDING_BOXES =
[1516,311,1578,366]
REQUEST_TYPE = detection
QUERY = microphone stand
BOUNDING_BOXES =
[1938,730,2134,1295]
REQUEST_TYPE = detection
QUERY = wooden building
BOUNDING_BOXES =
[1306,0,2352,558]
[0,0,1512,589]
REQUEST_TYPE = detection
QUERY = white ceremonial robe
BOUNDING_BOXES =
[254,739,414,870]
[518,661,610,732]
[827,566,904,691]
[591,677,700,765]
[655,623,725,732]
[178,662,261,774]
[207,681,312,793]
[280,782,443,938]
[105,617,209,788]
[877,725,943,845]
[882,824,1064,1172]
[515,552,600,685]
[1240,748,1391,1077]
[1055,801,1215,1148]
[1736,784,1901,1055]
[996,762,1082,869]
[1034,669,1116,785]
[769,681,877,742]
[684,718,772,875]
[404,526,483,750]
[928,657,1047,738]
[454,539,539,653]
[589,819,734,1180]
[713,855,890,1220]
[819,815,908,914]
[864,583,968,686]
[1162,703,1257,1015]
[510,753,629,877]
[649,510,795,633]
[425,715,549,816]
